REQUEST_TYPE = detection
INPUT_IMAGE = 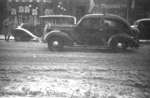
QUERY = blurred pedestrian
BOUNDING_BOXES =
[2,17,14,41]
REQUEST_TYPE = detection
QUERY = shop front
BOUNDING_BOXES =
[89,0,129,19]
[8,0,56,26]
[129,0,150,23]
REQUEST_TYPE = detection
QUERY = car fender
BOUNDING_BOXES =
[11,28,33,41]
[107,33,134,47]
[15,26,39,39]
[44,30,73,45]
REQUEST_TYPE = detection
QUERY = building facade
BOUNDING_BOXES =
[8,0,58,25]
[0,0,8,33]
[8,0,150,25]
[89,0,129,18]
[8,0,132,25]
[129,0,150,23]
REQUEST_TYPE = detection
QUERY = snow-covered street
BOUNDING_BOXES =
[0,40,150,98]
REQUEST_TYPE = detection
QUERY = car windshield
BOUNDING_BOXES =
[40,15,76,26]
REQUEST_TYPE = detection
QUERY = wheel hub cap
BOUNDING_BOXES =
[117,42,123,48]
[52,41,59,46]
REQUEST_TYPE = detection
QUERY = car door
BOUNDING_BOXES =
[75,17,103,44]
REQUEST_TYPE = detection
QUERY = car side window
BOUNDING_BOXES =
[104,19,116,27]
[80,18,91,28]
[104,19,126,30]
[91,18,101,29]
[80,18,101,29]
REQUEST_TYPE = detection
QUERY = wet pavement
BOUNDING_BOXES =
[0,40,150,98]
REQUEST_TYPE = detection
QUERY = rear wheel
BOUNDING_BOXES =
[47,37,64,51]
[110,38,128,51]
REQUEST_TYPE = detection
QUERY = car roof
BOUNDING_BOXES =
[78,13,130,26]
[40,15,77,24]
[40,15,75,18]
[135,18,150,23]
[82,13,125,19]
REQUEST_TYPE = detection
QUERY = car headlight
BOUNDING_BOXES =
[130,27,140,37]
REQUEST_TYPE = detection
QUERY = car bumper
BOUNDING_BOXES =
[130,37,140,48]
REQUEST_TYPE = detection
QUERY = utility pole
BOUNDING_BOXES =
[0,0,8,33]
[88,0,96,13]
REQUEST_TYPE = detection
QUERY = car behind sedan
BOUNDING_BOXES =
[131,18,150,40]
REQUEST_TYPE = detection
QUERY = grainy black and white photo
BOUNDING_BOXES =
[0,0,150,98]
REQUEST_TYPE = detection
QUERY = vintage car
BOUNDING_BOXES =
[12,15,75,42]
[131,18,150,40]
[41,14,139,51]
[12,23,43,41]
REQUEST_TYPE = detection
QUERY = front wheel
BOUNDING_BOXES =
[109,39,128,51]
[47,37,64,51]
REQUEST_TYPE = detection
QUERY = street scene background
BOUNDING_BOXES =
[0,0,150,98]
[1,0,150,30]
